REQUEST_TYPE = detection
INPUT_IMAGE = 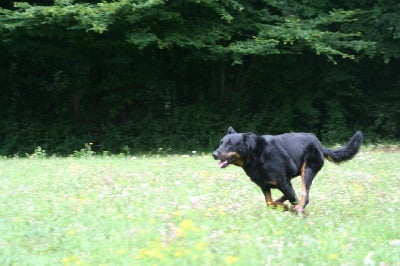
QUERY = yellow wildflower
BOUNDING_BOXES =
[116,249,125,255]
[62,254,82,265]
[179,219,199,231]
[176,219,199,237]
[67,229,76,235]
[225,255,239,264]
[195,241,206,251]
[136,248,164,260]
[329,253,338,260]
[174,251,183,257]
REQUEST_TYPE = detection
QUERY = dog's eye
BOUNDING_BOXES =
[220,140,223,145]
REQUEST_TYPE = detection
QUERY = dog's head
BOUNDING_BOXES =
[212,126,254,168]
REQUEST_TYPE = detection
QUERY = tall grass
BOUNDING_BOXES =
[0,150,399,265]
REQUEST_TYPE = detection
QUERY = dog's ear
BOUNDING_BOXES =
[227,126,237,134]
[243,133,256,149]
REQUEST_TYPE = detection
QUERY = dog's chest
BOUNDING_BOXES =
[243,164,281,186]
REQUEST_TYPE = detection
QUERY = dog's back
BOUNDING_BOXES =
[260,132,324,159]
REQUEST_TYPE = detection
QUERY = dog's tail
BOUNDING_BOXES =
[323,131,363,163]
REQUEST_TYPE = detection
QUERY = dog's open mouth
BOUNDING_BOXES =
[217,153,241,168]
[219,159,230,168]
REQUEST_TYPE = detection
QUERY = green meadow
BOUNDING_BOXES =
[0,149,399,265]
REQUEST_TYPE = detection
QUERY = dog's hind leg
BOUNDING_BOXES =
[292,164,311,215]
[292,160,322,215]
[291,144,325,216]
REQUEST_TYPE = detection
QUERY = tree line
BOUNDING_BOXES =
[0,0,399,155]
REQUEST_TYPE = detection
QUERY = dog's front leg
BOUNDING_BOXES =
[261,187,289,211]
[262,186,273,206]
[274,195,287,203]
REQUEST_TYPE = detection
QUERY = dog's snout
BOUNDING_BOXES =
[212,151,219,160]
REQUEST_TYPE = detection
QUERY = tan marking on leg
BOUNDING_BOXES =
[293,162,307,215]
[264,189,289,211]
[275,202,289,211]
[264,188,274,206]
[273,195,289,210]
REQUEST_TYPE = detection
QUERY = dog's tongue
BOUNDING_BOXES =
[219,160,229,168]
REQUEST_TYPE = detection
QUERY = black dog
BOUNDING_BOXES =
[213,127,363,215]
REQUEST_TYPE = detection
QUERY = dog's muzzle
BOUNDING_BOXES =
[212,151,228,168]
[213,151,241,168]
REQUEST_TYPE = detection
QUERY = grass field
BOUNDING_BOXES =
[0,149,399,265]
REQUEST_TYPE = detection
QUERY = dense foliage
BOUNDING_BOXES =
[0,0,399,155]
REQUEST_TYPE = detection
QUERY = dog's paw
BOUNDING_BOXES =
[269,202,289,211]
[279,203,289,211]
[291,205,308,217]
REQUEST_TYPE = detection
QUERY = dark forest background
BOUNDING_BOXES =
[0,0,399,155]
